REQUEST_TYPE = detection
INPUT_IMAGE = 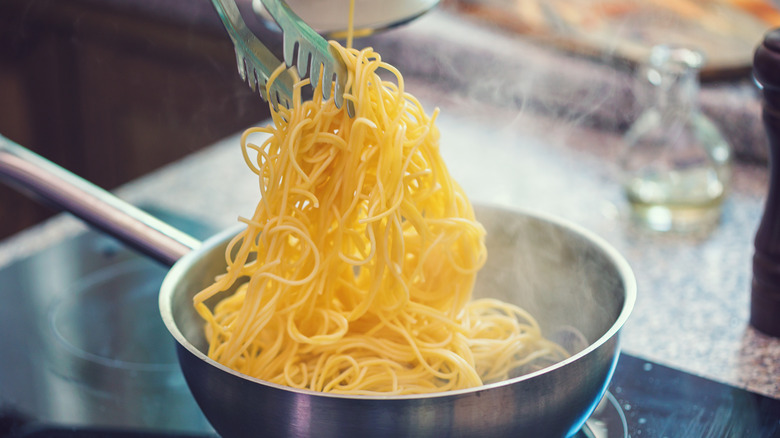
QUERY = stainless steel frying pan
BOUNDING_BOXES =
[0,134,636,437]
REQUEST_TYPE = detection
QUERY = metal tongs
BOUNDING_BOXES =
[210,0,348,112]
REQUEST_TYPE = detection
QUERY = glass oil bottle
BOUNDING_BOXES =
[620,45,731,233]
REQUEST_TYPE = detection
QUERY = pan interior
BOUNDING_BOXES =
[474,208,627,357]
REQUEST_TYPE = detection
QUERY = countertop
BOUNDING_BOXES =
[0,7,778,403]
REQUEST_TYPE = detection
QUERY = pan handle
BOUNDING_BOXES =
[0,134,201,267]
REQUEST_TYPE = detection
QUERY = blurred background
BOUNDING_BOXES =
[0,0,274,239]
[1,0,777,238]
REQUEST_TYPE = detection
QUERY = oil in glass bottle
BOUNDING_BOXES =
[620,45,731,233]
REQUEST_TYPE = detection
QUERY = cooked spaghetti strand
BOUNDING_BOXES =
[193,43,567,395]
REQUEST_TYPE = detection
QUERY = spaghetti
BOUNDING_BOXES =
[193,42,567,395]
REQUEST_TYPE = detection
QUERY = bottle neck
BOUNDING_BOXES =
[650,67,700,116]
[643,45,704,117]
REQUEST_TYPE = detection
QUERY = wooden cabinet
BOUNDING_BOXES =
[0,0,275,239]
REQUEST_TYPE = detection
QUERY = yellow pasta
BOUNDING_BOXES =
[193,42,567,395]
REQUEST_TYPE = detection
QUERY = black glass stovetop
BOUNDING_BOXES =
[1,207,778,438]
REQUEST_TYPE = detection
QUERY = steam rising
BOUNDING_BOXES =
[366,11,637,134]
[473,205,624,356]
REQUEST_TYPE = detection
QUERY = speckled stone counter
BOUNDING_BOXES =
[1,7,777,402]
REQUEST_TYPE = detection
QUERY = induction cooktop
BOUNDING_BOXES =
[1,207,778,438]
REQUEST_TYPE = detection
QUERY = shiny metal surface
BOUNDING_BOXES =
[160,205,636,438]
[210,0,298,110]
[0,135,199,266]
[259,0,348,110]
